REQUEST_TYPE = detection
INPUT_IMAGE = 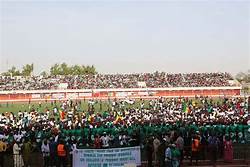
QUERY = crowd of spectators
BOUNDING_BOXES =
[182,73,233,87]
[0,72,234,91]
[0,96,249,166]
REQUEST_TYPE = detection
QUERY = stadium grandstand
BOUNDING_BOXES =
[0,72,238,90]
[0,72,243,103]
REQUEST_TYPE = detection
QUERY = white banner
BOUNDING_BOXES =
[73,146,141,167]
[138,91,148,96]
[79,92,92,97]
[31,94,41,99]
[52,93,65,99]
[116,92,128,97]
[66,93,78,99]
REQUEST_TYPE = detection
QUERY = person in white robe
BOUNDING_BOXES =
[13,141,24,167]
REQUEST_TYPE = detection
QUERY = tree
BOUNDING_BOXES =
[90,65,97,75]
[50,63,97,75]
[81,65,86,75]
[71,65,82,75]
[40,71,48,77]
[50,63,61,76]
[22,63,34,76]
[8,66,21,76]
[60,63,70,75]
[1,72,11,76]
[1,66,21,76]
[84,65,97,75]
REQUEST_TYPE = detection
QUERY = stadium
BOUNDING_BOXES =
[0,71,249,167]
[1,1,250,167]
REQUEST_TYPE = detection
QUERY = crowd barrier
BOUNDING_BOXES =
[0,86,242,102]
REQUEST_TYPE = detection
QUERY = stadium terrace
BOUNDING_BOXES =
[0,72,236,90]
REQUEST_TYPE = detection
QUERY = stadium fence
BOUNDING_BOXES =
[0,86,242,102]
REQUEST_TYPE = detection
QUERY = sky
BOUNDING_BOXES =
[0,0,249,75]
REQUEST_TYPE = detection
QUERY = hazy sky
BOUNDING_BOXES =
[0,0,249,75]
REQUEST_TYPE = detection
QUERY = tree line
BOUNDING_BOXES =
[1,63,97,77]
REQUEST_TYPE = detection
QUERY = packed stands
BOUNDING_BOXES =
[0,72,235,91]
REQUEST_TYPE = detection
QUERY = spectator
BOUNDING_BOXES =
[175,133,184,165]
[57,140,67,167]
[171,144,181,167]
[200,132,207,161]
[190,133,200,165]
[41,139,50,167]
[94,134,101,149]
[49,137,58,167]
[157,138,167,167]
[69,140,77,167]
[22,138,33,167]
[153,136,161,165]
[208,134,220,166]
[223,135,233,163]
[165,144,172,167]
[0,137,7,167]
[146,137,154,167]
[13,140,24,167]
[100,132,112,148]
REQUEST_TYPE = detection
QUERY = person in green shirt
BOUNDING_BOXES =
[244,125,250,143]
[7,133,14,144]
[75,129,82,137]
[35,130,43,147]
[102,111,109,119]
[127,126,133,136]
[236,124,244,143]
[230,125,237,143]
[171,144,181,167]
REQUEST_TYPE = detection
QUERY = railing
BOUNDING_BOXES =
[0,86,242,94]
[0,87,243,102]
